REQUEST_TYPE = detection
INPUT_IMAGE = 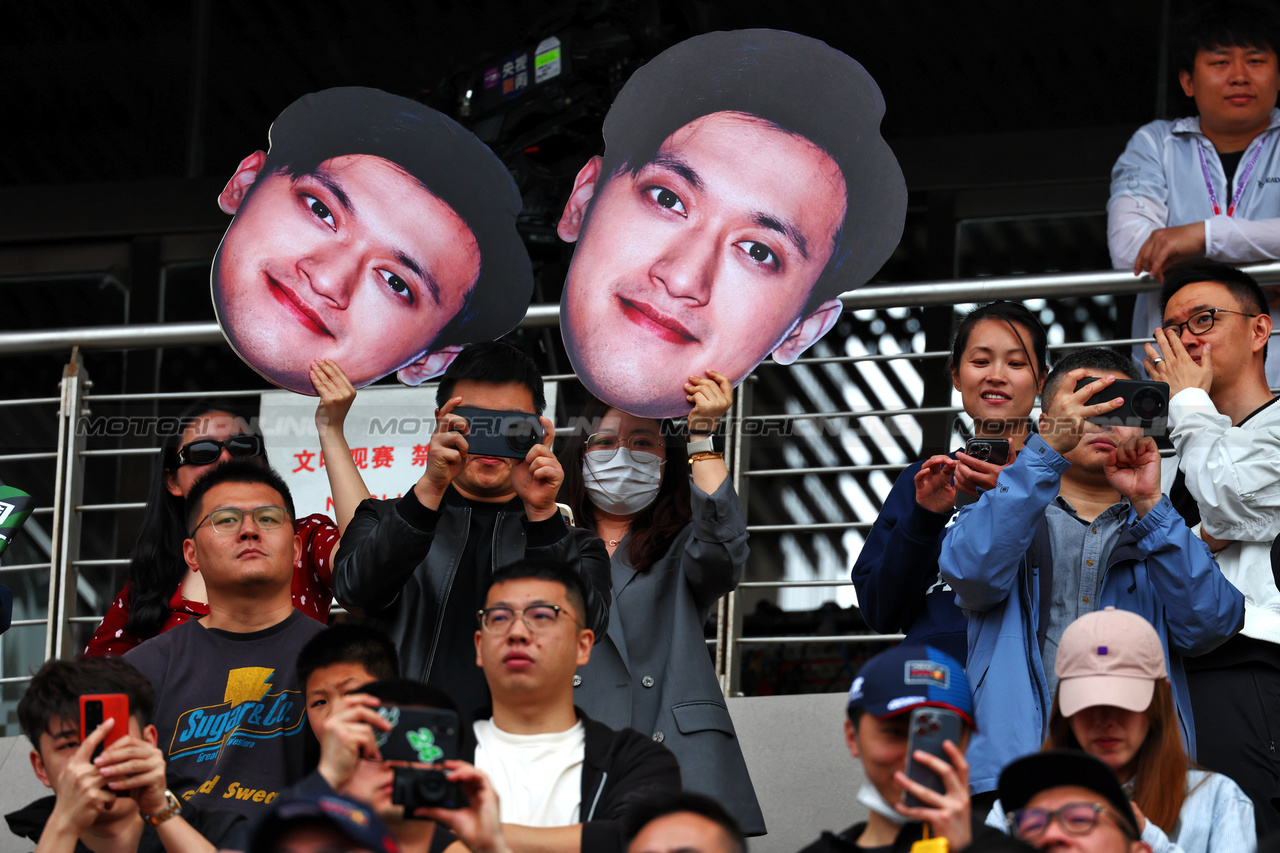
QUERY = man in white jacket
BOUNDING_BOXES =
[1145,261,1280,833]
[1109,0,1280,383]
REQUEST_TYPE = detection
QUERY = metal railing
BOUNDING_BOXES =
[4,261,1279,699]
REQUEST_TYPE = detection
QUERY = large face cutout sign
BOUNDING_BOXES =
[213,87,533,394]
[557,30,907,418]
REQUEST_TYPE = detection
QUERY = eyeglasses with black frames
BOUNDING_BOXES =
[1159,307,1261,339]
[476,605,567,634]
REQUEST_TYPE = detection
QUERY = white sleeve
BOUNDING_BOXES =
[1205,214,1280,263]
[1169,388,1280,540]
[1108,127,1173,270]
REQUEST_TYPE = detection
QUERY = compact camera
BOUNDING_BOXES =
[1074,378,1170,434]
[376,706,467,815]
[452,406,541,459]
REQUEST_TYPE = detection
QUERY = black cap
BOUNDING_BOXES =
[998,750,1138,837]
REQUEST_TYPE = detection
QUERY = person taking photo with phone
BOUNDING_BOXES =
[852,302,1048,662]
[332,341,610,724]
[986,608,1255,853]
[940,347,1244,807]
[5,657,243,853]
[797,643,995,853]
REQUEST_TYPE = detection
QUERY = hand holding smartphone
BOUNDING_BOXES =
[902,707,963,808]
[80,694,129,760]
[953,437,1011,509]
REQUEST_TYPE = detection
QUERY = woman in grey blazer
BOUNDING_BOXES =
[558,370,764,836]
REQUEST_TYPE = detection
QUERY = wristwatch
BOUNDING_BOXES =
[687,436,715,454]
[140,789,182,826]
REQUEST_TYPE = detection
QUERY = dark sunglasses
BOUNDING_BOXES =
[176,435,264,466]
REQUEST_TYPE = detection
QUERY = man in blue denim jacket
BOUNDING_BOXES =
[940,347,1244,798]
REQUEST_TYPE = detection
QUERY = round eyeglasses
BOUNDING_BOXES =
[190,505,290,537]
[1009,802,1124,841]
[476,605,566,634]
[177,434,264,466]
[1160,307,1261,339]
[585,432,665,462]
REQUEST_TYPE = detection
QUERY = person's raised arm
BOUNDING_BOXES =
[96,728,217,853]
[421,762,512,853]
[851,457,955,634]
[1107,126,1173,273]
[35,720,116,853]
[512,417,562,523]
[332,396,470,612]
[312,359,372,535]
[314,694,390,792]
[1147,329,1280,542]
[682,370,748,608]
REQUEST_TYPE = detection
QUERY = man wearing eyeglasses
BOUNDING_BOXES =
[467,558,679,853]
[1144,260,1280,833]
[999,751,1152,852]
[125,460,325,817]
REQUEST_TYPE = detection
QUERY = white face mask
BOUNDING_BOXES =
[856,779,909,826]
[582,448,663,516]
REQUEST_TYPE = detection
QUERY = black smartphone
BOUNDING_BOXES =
[451,406,542,459]
[953,438,1011,508]
[375,706,467,814]
[903,707,963,808]
[1074,378,1170,434]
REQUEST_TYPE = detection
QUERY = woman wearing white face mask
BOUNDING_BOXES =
[556,369,763,836]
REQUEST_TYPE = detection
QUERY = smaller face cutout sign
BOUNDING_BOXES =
[213,87,533,394]
[557,30,906,418]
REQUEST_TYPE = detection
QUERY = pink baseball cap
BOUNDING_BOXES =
[1055,607,1167,718]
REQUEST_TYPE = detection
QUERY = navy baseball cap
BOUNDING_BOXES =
[248,793,401,853]
[846,644,976,730]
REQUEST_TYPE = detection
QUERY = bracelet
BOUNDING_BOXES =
[141,789,182,826]
[688,451,724,465]
[687,436,715,454]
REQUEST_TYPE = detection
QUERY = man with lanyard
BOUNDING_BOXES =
[1108,0,1280,383]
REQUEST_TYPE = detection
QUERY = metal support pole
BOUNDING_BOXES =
[48,349,90,660]
[719,379,748,697]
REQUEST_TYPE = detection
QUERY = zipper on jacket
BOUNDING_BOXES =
[423,504,470,681]
[1253,671,1276,755]
[585,771,608,821]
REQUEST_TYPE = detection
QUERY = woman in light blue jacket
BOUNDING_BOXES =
[988,608,1254,853]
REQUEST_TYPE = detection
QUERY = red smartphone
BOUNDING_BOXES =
[80,694,129,759]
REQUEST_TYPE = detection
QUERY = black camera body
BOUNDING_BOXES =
[392,765,467,812]
[452,406,541,459]
[375,706,467,816]
[1074,378,1170,434]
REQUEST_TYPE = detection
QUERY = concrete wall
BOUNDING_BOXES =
[0,694,865,853]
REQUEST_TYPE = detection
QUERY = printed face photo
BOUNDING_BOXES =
[559,110,848,418]
[213,151,481,394]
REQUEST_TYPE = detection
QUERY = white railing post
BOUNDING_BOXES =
[48,348,90,660]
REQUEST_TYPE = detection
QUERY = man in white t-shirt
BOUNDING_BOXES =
[471,559,681,853]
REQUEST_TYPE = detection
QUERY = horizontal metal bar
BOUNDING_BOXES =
[748,522,872,532]
[9,618,48,627]
[7,261,1278,356]
[76,502,147,512]
[0,397,60,407]
[0,676,34,685]
[0,452,57,462]
[69,616,105,624]
[0,562,51,573]
[735,634,903,644]
[740,405,960,423]
[80,447,161,457]
[738,580,854,588]
[745,463,912,477]
[32,507,52,516]
[73,559,130,568]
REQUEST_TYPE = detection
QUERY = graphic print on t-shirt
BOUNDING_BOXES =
[170,666,304,762]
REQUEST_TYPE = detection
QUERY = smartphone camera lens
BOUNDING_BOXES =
[1132,388,1167,420]
[503,417,539,455]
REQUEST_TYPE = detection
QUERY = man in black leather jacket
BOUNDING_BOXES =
[333,341,610,722]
